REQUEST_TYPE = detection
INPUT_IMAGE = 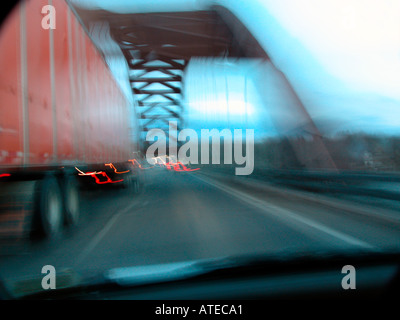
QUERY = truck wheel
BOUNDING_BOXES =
[62,175,80,226]
[34,176,63,237]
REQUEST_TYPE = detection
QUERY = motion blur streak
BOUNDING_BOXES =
[75,167,124,184]
[1,168,399,286]
[0,0,399,300]
[104,163,130,174]
[148,156,200,172]
[128,159,153,170]
[165,162,200,172]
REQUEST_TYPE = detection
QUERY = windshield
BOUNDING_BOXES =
[0,0,399,300]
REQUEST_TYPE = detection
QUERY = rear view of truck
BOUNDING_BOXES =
[0,0,138,241]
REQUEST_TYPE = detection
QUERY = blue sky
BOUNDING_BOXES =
[72,0,400,137]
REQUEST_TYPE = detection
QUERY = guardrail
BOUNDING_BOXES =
[200,166,400,201]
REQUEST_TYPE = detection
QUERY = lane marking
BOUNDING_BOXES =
[194,174,375,249]
[75,194,142,265]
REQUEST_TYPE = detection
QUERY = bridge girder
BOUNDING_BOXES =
[73,6,269,150]
[73,5,337,169]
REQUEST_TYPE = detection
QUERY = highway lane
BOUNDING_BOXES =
[0,168,399,286]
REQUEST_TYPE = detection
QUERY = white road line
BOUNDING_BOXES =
[194,174,376,249]
[75,196,141,265]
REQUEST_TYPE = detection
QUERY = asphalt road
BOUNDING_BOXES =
[0,168,399,287]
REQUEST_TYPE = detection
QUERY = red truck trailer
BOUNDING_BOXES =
[0,0,138,240]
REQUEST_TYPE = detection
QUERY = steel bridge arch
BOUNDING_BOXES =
[73,3,336,169]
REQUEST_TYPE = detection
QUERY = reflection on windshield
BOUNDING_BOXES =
[0,0,399,300]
